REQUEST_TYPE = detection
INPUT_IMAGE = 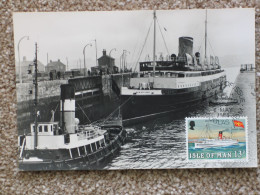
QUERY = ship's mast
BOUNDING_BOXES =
[204,9,208,66]
[153,9,156,80]
[34,43,38,150]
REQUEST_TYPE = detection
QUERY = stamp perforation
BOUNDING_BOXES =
[186,116,248,163]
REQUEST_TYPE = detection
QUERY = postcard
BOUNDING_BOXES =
[13,8,257,170]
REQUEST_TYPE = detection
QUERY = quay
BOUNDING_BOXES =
[228,66,257,165]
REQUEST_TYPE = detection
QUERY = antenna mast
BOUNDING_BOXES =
[153,9,156,80]
[204,9,208,66]
[34,43,38,150]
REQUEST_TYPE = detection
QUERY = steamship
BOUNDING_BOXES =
[194,131,238,149]
[194,123,239,149]
[18,45,126,170]
[121,10,226,122]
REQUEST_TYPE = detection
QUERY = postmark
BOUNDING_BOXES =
[186,117,248,162]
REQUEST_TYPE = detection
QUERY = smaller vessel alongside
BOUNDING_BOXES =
[18,84,126,170]
[18,44,126,170]
[209,93,238,105]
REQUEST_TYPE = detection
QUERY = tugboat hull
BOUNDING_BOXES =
[19,129,127,170]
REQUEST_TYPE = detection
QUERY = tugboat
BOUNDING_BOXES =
[18,44,126,170]
[120,10,226,124]
[209,93,238,106]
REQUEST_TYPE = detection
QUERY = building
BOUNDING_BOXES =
[91,49,118,75]
[16,56,45,76]
[45,59,66,73]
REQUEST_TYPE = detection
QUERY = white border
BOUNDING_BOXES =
[185,116,248,163]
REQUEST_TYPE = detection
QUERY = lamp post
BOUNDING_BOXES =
[66,57,69,71]
[91,39,98,67]
[109,48,116,74]
[83,43,92,76]
[18,36,29,83]
[120,53,124,73]
[109,48,116,57]
[120,50,130,87]
[123,50,130,72]
[120,53,124,86]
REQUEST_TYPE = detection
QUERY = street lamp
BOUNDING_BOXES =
[109,48,116,74]
[18,36,29,83]
[91,39,98,67]
[120,53,124,73]
[109,48,116,57]
[120,50,130,87]
[83,43,92,76]
[123,50,130,72]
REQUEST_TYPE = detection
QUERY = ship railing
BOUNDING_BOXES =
[77,125,106,140]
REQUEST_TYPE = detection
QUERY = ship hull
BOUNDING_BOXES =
[121,77,226,125]
[19,129,127,170]
[195,139,238,149]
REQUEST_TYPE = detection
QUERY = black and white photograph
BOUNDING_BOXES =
[13,8,257,170]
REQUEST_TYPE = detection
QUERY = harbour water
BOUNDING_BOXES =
[104,66,255,169]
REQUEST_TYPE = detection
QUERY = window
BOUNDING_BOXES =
[44,125,48,132]
[91,143,96,152]
[100,139,105,147]
[39,126,42,132]
[96,141,100,149]
[51,125,53,132]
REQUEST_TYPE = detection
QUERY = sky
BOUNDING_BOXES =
[188,118,246,141]
[13,8,255,71]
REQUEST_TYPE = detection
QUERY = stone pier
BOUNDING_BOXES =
[16,73,131,134]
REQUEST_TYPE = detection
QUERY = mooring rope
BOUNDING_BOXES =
[76,102,92,124]
[94,95,134,126]
[102,95,134,124]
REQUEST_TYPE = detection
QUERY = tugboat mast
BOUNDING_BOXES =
[153,9,156,81]
[34,43,38,150]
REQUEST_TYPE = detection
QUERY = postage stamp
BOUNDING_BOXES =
[186,117,248,161]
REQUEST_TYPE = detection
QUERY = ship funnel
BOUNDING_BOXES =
[218,131,223,140]
[178,37,193,57]
[60,84,75,134]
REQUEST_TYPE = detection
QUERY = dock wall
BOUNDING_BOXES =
[16,74,131,134]
[16,80,68,102]
[102,73,131,97]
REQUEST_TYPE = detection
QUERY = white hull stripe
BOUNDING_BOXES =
[121,88,162,96]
